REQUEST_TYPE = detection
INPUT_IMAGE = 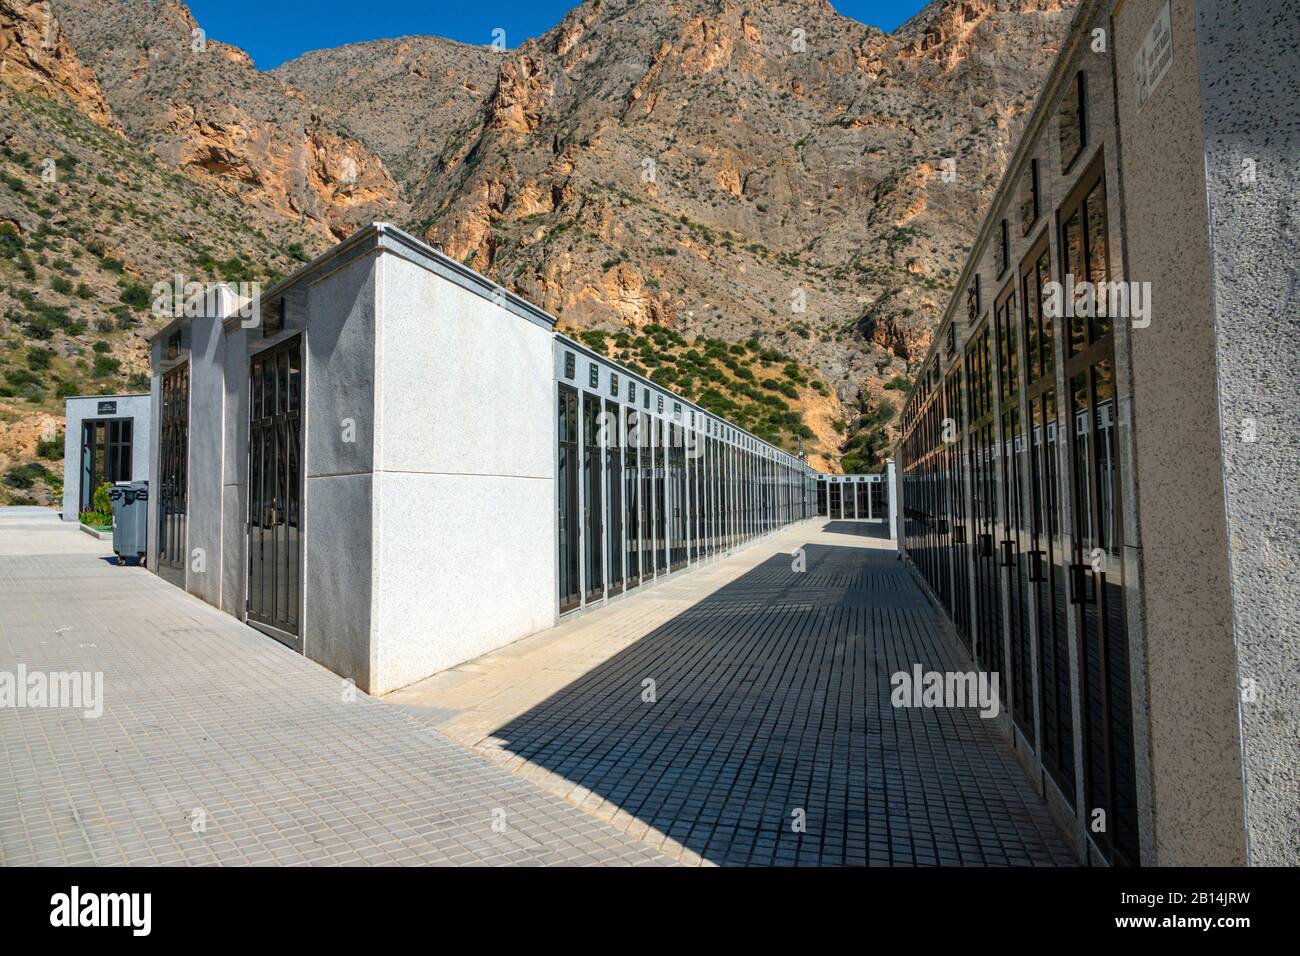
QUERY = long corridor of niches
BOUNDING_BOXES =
[556,337,820,615]
[898,157,1138,867]
[814,474,890,520]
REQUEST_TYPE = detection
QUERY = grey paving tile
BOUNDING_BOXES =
[0,512,675,867]
[482,526,1075,867]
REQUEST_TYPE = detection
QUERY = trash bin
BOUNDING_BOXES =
[108,480,148,567]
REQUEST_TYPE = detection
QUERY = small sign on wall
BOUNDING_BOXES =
[1135,1,1173,111]
[97,400,117,415]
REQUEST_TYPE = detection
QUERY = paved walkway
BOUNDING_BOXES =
[1,507,1072,867]
[391,519,1075,866]
[0,509,669,866]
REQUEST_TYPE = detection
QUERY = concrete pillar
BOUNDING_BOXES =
[886,461,899,541]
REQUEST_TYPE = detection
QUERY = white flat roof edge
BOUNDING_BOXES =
[150,222,559,344]
[63,393,150,402]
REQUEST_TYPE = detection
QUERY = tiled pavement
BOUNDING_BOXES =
[392,519,1076,867]
[0,509,670,866]
[1,506,1073,867]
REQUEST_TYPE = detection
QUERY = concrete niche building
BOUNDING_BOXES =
[895,0,1297,866]
[147,224,825,698]
[61,393,150,520]
[814,471,898,539]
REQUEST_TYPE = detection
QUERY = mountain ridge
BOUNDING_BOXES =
[0,0,1078,504]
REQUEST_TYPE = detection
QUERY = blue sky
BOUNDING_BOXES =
[184,1,930,70]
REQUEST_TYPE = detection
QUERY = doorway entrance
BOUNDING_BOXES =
[79,418,132,513]
[246,337,302,646]
[1060,160,1137,865]
[157,363,189,585]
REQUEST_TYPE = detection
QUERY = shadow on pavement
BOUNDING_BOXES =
[488,541,1073,867]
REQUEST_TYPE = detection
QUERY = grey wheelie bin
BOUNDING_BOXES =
[108,480,148,566]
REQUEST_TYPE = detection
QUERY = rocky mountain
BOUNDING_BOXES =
[51,0,403,240]
[272,36,499,196]
[278,0,1077,466]
[0,0,1078,506]
[0,0,114,129]
[0,0,319,506]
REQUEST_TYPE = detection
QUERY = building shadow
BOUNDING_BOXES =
[96,555,145,567]
[488,541,1074,867]
[820,520,891,539]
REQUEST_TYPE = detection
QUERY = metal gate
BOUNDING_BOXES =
[1060,161,1137,865]
[157,363,189,584]
[246,337,302,644]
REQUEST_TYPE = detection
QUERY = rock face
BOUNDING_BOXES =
[380,0,1077,417]
[0,0,115,129]
[272,36,499,192]
[0,16,328,507]
[48,0,403,239]
[1,0,1078,474]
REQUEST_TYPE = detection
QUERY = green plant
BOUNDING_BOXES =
[79,509,112,528]
[92,481,112,516]
[4,462,57,490]
[118,281,151,311]
[3,467,35,490]
[578,329,609,353]
[5,367,42,390]
[0,223,21,258]
[36,432,63,459]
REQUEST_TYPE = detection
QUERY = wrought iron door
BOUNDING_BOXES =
[995,282,1032,736]
[247,337,302,640]
[1022,237,1075,800]
[157,363,189,581]
[582,390,604,602]
[558,385,581,613]
[1060,161,1137,864]
[966,324,1003,686]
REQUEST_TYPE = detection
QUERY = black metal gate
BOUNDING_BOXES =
[1060,161,1137,865]
[995,282,1033,738]
[247,337,302,643]
[557,384,581,613]
[966,323,1003,689]
[157,364,189,583]
[1022,235,1075,802]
